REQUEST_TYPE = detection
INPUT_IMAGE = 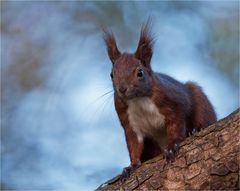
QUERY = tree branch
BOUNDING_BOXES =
[97,108,239,190]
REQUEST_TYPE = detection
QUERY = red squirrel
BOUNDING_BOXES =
[103,22,217,180]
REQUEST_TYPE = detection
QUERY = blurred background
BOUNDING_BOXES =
[1,1,239,190]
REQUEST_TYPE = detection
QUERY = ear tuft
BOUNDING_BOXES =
[102,28,121,64]
[135,19,155,67]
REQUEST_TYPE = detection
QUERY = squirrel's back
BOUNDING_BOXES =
[154,73,217,135]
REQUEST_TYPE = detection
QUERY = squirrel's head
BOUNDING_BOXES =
[103,21,154,100]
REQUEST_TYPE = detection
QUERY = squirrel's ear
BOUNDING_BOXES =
[103,28,121,65]
[135,20,154,67]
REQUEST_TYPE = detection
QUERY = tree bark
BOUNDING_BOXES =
[97,108,239,190]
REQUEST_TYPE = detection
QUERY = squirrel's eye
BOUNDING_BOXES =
[110,72,113,78]
[137,69,144,78]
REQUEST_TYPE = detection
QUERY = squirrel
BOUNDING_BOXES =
[103,21,217,181]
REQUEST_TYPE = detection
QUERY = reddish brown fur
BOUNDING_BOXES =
[103,21,217,178]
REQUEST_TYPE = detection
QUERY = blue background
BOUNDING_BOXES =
[1,1,239,190]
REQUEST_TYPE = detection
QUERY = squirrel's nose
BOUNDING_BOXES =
[118,86,127,94]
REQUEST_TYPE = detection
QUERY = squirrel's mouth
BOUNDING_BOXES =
[118,91,150,101]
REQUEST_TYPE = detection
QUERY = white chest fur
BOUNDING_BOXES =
[127,97,166,144]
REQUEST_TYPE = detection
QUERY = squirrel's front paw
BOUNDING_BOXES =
[163,142,180,162]
[120,163,141,182]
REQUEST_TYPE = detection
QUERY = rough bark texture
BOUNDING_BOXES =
[97,108,240,190]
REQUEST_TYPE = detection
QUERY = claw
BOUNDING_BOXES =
[192,128,198,134]
[120,167,131,182]
[167,149,175,162]
[163,148,175,162]
[174,143,180,154]
[120,164,140,182]
[163,141,181,162]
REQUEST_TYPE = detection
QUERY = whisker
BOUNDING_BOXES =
[96,92,114,124]
[103,94,117,127]
[85,91,114,129]
[85,89,114,110]
[98,90,114,100]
